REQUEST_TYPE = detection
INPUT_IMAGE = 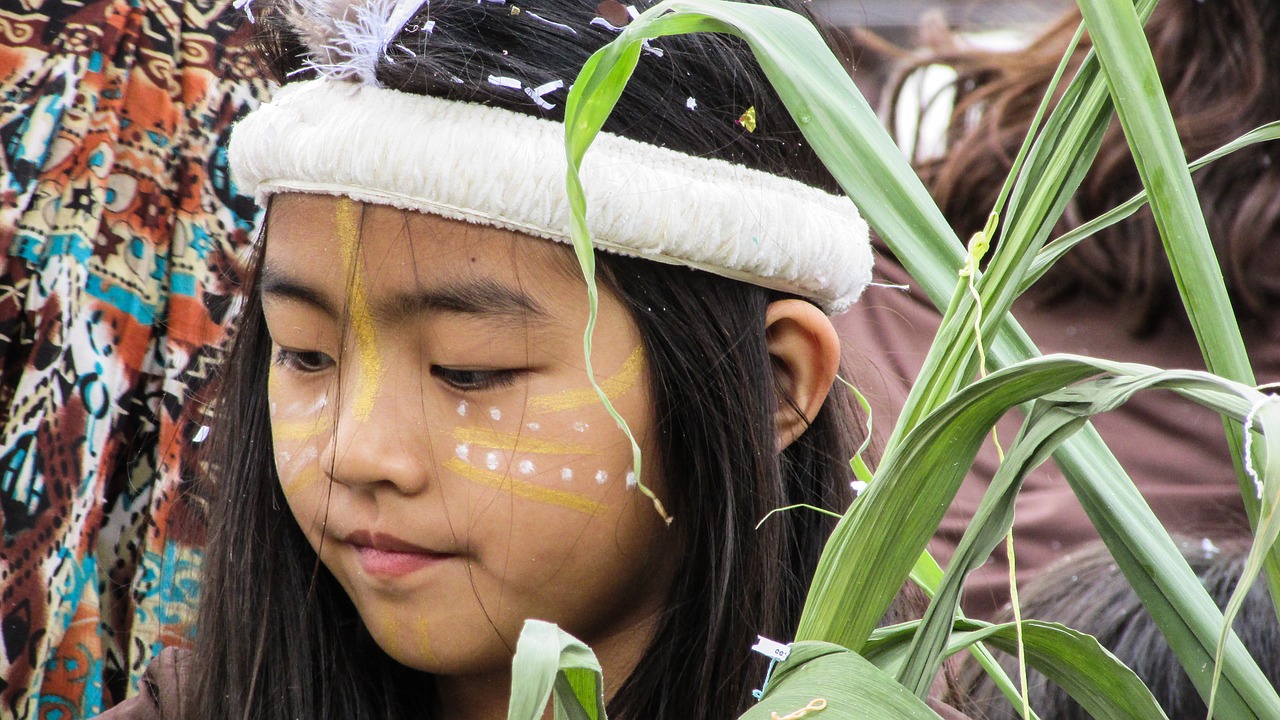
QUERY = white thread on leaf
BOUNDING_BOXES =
[1242,397,1271,499]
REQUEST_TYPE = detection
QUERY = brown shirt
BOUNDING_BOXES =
[837,249,1278,617]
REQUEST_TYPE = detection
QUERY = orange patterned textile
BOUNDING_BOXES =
[0,0,268,716]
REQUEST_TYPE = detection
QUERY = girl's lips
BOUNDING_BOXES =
[345,531,453,577]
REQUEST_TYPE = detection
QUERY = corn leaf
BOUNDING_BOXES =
[507,620,607,720]
[1024,122,1280,290]
[866,619,1168,720]
[739,642,941,719]
[1076,0,1280,620]
[899,361,1280,716]
[560,2,1280,716]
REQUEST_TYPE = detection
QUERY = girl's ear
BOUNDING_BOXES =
[764,299,841,452]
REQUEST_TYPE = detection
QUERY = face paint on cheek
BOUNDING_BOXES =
[526,346,644,413]
[270,415,335,441]
[278,463,322,497]
[443,457,606,515]
[368,607,437,665]
[451,426,596,456]
[336,197,386,423]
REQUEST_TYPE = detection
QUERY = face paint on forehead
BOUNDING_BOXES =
[527,346,643,413]
[336,197,387,423]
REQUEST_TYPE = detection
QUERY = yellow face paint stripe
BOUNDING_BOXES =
[279,465,322,497]
[271,416,334,441]
[444,456,605,515]
[451,426,595,456]
[527,346,643,413]
[337,198,386,422]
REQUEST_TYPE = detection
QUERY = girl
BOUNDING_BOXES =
[102,0,877,717]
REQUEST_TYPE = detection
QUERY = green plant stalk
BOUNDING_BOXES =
[882,3,1141,452]
[559,3,1278,713]
[1024,122,1280,290]
[1075,0,1279,613]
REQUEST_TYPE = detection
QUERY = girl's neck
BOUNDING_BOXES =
[434,611,663,720]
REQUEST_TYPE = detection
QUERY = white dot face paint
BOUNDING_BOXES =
[595,470,608,484]
[457,401,468,417]
[625,471,637,489]
[486,452,500,471]
[455,443,470,461]
[489,407,502,420]
[560,468,573,482]
[518,459,535,475]
[526,422,541,431]
[572,421,588,432]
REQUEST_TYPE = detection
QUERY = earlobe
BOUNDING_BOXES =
[764,299,842,452]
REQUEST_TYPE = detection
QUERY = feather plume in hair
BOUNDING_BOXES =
[286,0,430,86]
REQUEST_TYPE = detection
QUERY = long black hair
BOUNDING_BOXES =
[192,1,862,718]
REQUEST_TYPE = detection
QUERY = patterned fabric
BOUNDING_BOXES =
[0,0,268,716]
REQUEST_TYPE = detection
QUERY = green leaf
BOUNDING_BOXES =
[900,361,1280,716]
[1077,0,1279,619]
[867,619,1169,720]
[740,642,941,720]
[507,620,607,720]
[1023,122,1280,291]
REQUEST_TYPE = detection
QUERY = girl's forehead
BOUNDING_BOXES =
[264,193,580,295]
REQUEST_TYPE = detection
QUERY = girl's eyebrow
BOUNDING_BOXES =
[260,265,547,324]
[261,265,338,317]
[378,279,548,325]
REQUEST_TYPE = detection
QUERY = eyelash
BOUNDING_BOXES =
[272,349,519,392]
[273,348,334,374]
[430,366,520,392]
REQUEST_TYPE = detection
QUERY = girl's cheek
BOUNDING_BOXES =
[442,422,609,515]
[269,370,333,502]
[439,347,647,513]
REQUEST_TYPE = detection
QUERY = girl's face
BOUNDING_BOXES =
[261,193,674,684]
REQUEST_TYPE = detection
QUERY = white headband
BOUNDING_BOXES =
[229,78,872,313]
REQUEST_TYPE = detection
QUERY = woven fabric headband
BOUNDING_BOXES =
[229,77,872,313]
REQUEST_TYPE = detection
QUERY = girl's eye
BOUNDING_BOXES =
[431,366,520,391]
[273,348,335,374]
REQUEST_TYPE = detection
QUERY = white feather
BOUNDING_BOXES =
[299,0,431,87]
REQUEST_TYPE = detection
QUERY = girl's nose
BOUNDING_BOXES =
[320,376,433,496]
